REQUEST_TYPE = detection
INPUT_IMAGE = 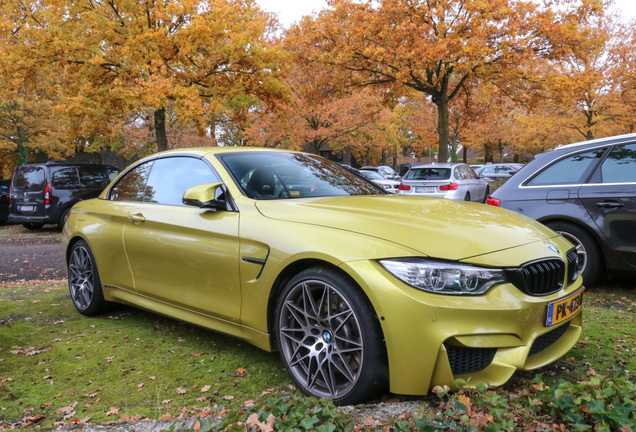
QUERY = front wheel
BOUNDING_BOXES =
[546,221,602,286]
[68,240,108,315]
[275,267,387,405]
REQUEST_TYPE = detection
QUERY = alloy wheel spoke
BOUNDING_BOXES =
[301,283,320,319]
[330,353,357,383]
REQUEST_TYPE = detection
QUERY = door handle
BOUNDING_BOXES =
[595,201,624,209]
[128,213,146,223]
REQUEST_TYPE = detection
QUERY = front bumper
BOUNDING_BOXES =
[341,260,583,395]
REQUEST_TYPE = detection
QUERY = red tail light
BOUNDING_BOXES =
[398,183,411,191]
[8,185,12,205]
[439,182,458,191]
[486,197,501,207]
[45,183,51,205]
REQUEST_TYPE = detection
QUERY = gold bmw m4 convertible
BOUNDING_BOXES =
[62,147,583,405]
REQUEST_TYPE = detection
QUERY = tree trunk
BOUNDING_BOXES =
[16,127,28,166]
[154,107,168,152]
[393,143,398,171]
[435,96,450,163]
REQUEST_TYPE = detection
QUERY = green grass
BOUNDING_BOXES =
[0,281,634,429]
[0,281,290,428]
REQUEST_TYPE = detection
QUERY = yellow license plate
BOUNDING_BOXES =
[545,288,584,327]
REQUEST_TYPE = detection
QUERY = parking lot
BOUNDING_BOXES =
[0,224,66,282]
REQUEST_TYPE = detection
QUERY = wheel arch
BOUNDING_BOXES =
[65,235,89,265]
[266,258,387,352]
[538,216,608,269]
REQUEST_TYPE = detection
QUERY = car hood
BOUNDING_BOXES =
[254,195,556,261]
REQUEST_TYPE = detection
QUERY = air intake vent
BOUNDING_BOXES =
[444,344,497,375]
[529,322,570,357]
[506,258,565,296]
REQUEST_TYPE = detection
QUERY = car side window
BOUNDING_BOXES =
[497,166,514,174]
[454,166,466,180]
[590,143,636,184]
[110,161,154,202]
[526,149,605,186]
[52,168,81,189]
[143,157,219,205]
[78,166,110,189]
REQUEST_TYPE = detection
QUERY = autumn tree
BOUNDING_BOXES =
[6,0,287,154]
[537,6,625,141]
[290,0,607,162]
[246,60,392,165]
[0,1,69,167]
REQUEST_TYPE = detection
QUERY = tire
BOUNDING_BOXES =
[483,186,490,203]
[464,192,471,202]
[68,240,108,316]
[58,208,71,229]
[275,267,388,405]
[545,221,602,286]
[22,223,44,230]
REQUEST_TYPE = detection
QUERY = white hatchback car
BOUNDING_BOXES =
[398,163,490,202]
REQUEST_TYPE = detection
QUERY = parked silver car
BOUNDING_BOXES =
[359,170,400,193]
[474,163,523,182]
[398,163,490,202]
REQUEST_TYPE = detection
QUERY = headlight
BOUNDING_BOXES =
[380,259,506,295]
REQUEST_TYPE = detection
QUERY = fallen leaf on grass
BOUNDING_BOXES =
[106,407,120,416]
[232,367,247,376]
[10,346,51,356]
[176,386,187,394]
[246,413,275,432]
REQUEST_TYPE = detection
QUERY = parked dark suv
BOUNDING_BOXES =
[9,162,120,229]
[487,134,636,285]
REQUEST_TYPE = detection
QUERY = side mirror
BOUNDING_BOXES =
[182,183,228,210]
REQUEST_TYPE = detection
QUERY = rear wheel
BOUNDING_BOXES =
[68,240,108,315]
[546,221,602,286]
[464,192,471,201]
[58,208,71,229]
[22,223,44,230]
[275,267,387,405]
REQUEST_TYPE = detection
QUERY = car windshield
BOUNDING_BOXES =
[360,171,384,180]
[218,152,383,199]
[404,168,451,181]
